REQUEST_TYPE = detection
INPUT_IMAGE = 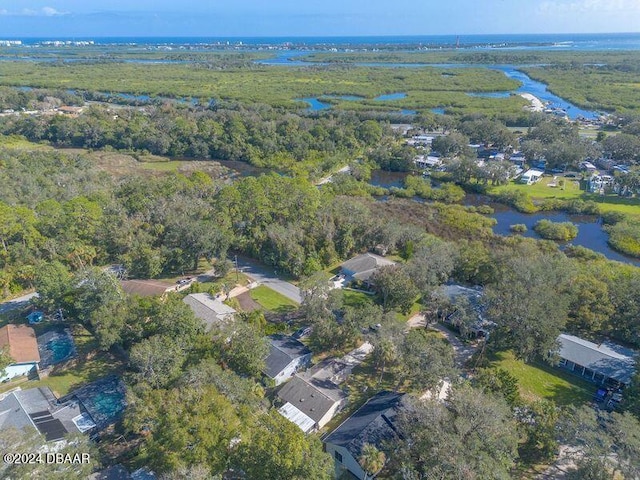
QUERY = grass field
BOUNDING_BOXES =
[249,285,299,312]
[488,351,594,407]
[489,177,640,217]
[342,289,375,308]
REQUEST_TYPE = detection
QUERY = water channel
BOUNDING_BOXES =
[368,171,640,266]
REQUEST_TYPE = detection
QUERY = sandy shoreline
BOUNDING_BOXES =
[520,93,545,112]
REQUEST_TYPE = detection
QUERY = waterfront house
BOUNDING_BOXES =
[519,169,544,185]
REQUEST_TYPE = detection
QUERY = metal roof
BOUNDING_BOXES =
[278,402,316,433]
[558,334,637,384]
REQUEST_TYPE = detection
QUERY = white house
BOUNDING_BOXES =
[264,335,312,386]
[183,293,236,331]
[0,325,40,381]
[520,169,544,185]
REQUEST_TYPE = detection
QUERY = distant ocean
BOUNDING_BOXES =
[12,32,640,51]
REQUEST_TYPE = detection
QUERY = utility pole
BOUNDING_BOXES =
[234,255,239,282]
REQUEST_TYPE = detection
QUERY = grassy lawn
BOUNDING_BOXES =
[488,351,594,407]
[342,289,375,308]
[249,285,298,313]
[395,299,423,323]
[21,324,123,397]
[489,178,640,217]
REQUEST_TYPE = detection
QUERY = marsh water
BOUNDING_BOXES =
[368,171,640,266]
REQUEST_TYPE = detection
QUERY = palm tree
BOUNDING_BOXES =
[359,443,386,480]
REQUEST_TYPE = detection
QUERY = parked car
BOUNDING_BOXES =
[293,326,312,339]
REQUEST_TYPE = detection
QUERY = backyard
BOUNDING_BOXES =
[487,350,594,407]
[249,285,299,313]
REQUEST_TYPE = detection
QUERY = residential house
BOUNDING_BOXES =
[588,174,615,194]
[0,324,41,381]
[0,387,87,442]
[519,169,544,185]
[340,253,396,288]
[120,279,178,297]
[324,391,405,480]
[264,335,312,386]
[278,342,373,433]
[277,375,347,433]
[183,293,236,331]
[556,334,637,387]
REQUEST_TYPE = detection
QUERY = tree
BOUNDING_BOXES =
[233,410,333,480]
[404,238,457,293]
[567,274,614,335]
[129,335,187,388]
[214,321,269,378]
[371,337,398,385]
[473,368,520,406]
[517,400,560,462]
[31,261,73,313]
[393,385,519,479]
[125,384,243,475]
[371,265,418,314]
[359,443,386,480]
[397,329,456,391]
[485,250,574,361]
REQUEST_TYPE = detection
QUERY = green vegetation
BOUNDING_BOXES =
[522,65,640,113]
[510,223,528,233]
[488,351,593,406]
[606,219,640,257]
[533,219,579,241]
[249,285,299,312]
[0,61,524,115]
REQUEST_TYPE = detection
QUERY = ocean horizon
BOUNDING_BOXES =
[4,32,640,49]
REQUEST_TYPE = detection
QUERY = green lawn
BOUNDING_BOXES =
[489,178,640,217]
[249,285,298,313]
[342,289,375,308]
[488,351,594,407]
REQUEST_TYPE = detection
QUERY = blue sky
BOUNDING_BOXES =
[0,1,638,37]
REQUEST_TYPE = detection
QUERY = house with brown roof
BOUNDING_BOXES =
[120,279,177,297]
[0,324,41,381]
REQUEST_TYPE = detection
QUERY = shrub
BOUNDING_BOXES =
[533,219,578,241]
[510,224,528,233]
[605,220,640,258]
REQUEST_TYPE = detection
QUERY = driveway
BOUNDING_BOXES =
[0,292,38,315]
[234,256,301,304]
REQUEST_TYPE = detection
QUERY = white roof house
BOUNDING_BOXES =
[183,293,236,331]
[520,169,544,185]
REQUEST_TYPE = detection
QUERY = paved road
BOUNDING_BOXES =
[234,256,302,304]
[0,292,38,315]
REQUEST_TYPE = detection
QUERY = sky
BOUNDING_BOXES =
[0,0,638,38]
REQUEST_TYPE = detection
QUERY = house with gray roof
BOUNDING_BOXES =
[323,391,404,480]
[0,387,87,442]
[277,375,347,433]
[183,293,236,331]
[557,334,637,386]
[264,335,312,386]
[340,253,396,287]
